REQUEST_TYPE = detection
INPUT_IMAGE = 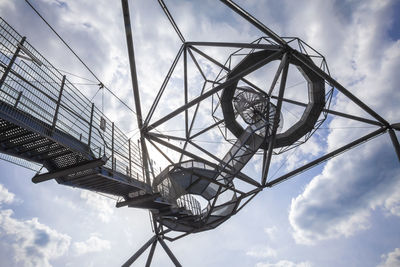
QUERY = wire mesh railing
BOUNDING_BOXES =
[0,17,147,185]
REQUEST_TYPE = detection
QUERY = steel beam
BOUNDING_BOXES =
[189,45,266,95]
[158,238,182,267]
[184,46,189,139]
[145,240,157,267]
[262,53,289,185]
[392,123,400,131]
[147,138,174,164]
[270,95,383,126]
[189,119,224,139]
[292,51,389,126]
[219,0,287,46]
[388,129,400,162]
[158,0,185,43]
[121,235,158,267]
[186,41,280,50]
[147,50,283,130]
[32,156,107,183]
[115,194,157,208]
[144,45,184,126]
[121,0,151,185]
[268,52,288,96]
[265,127,386,187]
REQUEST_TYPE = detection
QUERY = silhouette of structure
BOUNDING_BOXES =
[0,0,399,266]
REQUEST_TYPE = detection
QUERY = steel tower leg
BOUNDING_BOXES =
[145,240,157,267]
[121,0,152,185]
[122,235,157,267]
[158,237,182,267]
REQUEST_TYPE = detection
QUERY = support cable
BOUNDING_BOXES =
[24,0,138,117]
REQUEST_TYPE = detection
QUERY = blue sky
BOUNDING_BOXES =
[0,0,399,266]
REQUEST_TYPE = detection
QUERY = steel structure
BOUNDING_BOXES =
[0,0,399,266]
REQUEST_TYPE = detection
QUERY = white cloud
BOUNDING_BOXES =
[378,248,400,267]
[246,246,277,258]
[79,191,114,223]
[73,233,111,255]
[0,183,15,205]
[0,209,70,267]
[288,0,400,245]
[256,260,312,267]
[289,137,400,244]
[263,226,278,240]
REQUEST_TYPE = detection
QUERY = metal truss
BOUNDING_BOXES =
[120,0,399,265]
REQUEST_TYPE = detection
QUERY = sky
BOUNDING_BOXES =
[0,0,400,266]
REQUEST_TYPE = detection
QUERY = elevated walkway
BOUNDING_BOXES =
[0,17,153,200]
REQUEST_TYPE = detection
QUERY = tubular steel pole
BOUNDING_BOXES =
[219,0,287,46]
[292,51,389,126]
[158,238,182,267]
[145,241,157,267]
[121,0,151,184]
[265,127,387,187]
[388,129,400,162]
[262,53,289,185]
[148,50,283,130]
[121,235,157,267]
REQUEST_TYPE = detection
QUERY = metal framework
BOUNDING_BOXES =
[0,0,399,266]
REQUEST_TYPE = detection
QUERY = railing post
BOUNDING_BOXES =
[138,139,144,181]
[0,36,26,90]
[129,138,132,177]
[51,75,66,132]
[14,91,23,108]
[112,122,115,171]
[88,103,95,150]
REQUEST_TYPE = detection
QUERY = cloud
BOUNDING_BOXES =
[256,260,312,267]
[0,183,15,205]
[289,136,400,244]
[0,209,71,267]
[287,0,400,246]
[79,191,114,223]
[73,233,111,255]
[378,248,400,267]
[246,246,277,258]
[263,226,278,240]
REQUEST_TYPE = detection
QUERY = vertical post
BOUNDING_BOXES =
[184,45,188,139]
[112,122,115,171]
[129,138,132,177]
[0,37,26,90]
[88,103,95,150]
[52,75,66,131]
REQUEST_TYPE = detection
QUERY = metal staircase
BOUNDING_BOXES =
[152,124,265,232]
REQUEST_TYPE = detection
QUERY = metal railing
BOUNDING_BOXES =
[0,17,147,184]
